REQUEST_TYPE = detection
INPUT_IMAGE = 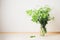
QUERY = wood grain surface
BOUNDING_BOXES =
[0,32,60,35]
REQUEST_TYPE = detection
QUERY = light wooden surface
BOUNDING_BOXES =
[0,32,60,35]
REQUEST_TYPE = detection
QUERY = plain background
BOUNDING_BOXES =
[0,0,60,32]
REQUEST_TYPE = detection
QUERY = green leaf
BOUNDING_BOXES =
[32,14,38,23]
[30,35,36,38]
[26,10,33,16]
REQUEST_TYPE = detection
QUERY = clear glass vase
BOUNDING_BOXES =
[40,26,47,36]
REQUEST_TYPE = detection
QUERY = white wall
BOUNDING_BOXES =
[0,0,60,32]
[0,0,1,22]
